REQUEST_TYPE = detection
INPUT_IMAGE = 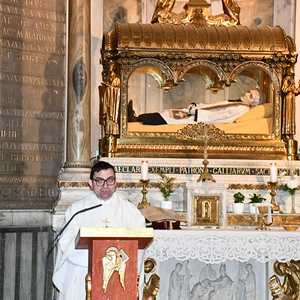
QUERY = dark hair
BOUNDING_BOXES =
[90,161,115,180]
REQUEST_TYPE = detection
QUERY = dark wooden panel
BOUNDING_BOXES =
[0,227,54,300]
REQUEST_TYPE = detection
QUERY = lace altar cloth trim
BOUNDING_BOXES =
[145,229,300,264]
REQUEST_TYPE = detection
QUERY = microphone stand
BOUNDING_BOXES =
[47,203,103,258]
[43,203,103,298]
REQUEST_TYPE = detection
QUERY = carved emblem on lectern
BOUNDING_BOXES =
[102,246,129,293]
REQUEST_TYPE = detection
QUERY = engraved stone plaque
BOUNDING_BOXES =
[0,0,66,208]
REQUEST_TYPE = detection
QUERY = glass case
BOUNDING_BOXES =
[127,63,275,136]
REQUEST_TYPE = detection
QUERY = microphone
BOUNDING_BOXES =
[47,203,103,257]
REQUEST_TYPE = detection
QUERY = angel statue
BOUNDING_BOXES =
[151,0,240,26]
[205,0,240,26]
[151,0,176,24]
[282,67,300,136]
[102,247,129,293]
[268,260,300,300]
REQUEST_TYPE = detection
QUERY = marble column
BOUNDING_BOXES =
[65,0,91,168]
[54,0,92,229]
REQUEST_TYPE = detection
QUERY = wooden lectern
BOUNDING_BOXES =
[76,227,154,300]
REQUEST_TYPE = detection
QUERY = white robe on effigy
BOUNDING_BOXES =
[52,191,145,300]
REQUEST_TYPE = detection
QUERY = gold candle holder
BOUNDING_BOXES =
[256,205,273,230]
[175,123,226,183]
[138,179,150,209]
[267,181,280,213]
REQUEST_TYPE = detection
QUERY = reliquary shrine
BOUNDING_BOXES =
[99,0,300,160]
[56,1,300,300]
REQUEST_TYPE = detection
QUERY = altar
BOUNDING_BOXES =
[55,157,300,299]
[143,229,300,300]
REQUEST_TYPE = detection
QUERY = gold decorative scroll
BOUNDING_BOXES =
[102,247,129,293]
[176,122,228,142]
[176,123,228,181]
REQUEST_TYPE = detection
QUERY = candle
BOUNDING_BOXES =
[254,206,258,222]
[267,206,272,224]
[270,162,277,183]
[141,161,148,180]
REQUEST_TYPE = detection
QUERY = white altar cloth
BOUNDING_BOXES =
[145,229,300,264]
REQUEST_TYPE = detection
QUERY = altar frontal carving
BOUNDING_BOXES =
[99,0,299,160]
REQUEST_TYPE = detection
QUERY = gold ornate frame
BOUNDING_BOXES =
[99,5,299,160]
[192,195,220,226]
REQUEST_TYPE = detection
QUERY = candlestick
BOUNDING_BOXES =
[267,181,280,213]
[267,206,272,224]
[137,179,150,209]
[141,161,149,181]
[254,207,258,222]
[270,162,277,183]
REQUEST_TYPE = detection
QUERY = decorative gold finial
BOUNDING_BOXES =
[138,180,151,209]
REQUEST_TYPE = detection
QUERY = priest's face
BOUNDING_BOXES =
[89,168,116,200]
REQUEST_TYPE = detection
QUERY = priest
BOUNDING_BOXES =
[52,161,145,300]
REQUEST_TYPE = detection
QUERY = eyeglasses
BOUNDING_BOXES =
[93,176,116,187]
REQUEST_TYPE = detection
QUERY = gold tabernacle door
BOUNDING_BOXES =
[99,3,299,160]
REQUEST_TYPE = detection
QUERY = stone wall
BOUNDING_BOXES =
[0,0,66,209]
